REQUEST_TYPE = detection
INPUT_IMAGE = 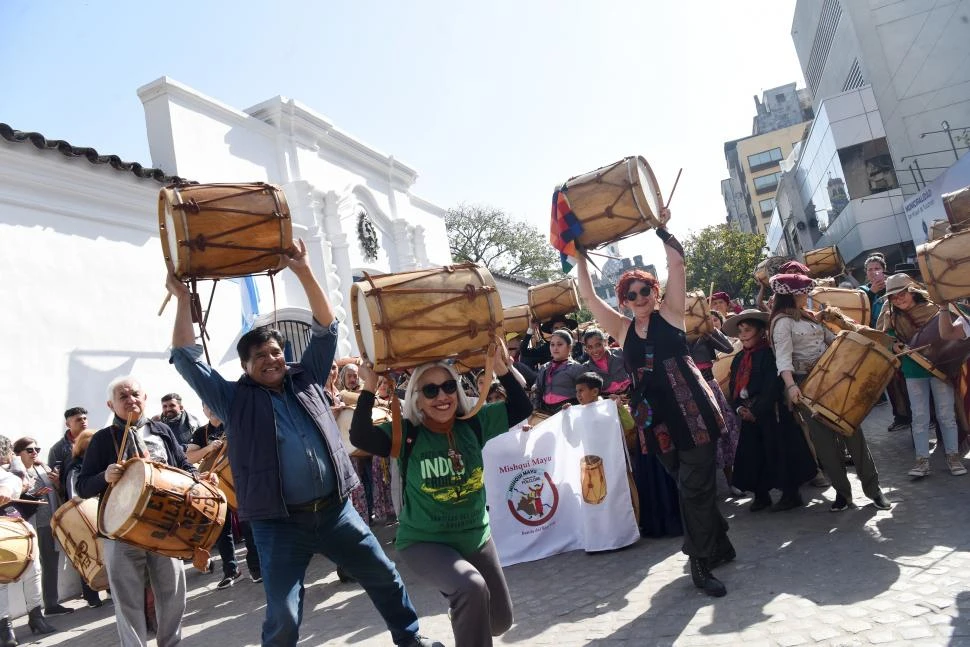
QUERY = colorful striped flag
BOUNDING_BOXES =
[550,187,583,273]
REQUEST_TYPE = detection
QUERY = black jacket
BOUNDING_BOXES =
[76,419,196,499]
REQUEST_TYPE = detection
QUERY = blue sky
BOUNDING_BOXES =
[1,0,805,267]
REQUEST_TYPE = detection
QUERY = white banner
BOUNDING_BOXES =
[482,399,640,566]
[903,151,970,245]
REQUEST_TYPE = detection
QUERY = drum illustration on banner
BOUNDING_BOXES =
[580,455,607,504]
[505,469,559,527]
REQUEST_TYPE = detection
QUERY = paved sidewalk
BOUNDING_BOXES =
[19,401,970,646]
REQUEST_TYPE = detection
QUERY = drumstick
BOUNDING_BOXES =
[665,168,683,209]
[158,291,173,316]
[8,499,47,505]
[894,344,932,358]
[116,411,134,464]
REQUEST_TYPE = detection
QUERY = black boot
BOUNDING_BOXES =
[0,616,17,647]
[708,537,737,569]
[689,557,727,597]
[27,607,55,635]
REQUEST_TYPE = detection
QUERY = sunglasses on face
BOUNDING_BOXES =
[23,447,40,454]
[420,379,459,399]
[625,286,654,302]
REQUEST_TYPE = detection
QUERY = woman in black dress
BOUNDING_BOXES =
[576,215,733,597]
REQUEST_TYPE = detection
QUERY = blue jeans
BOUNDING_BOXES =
[250,499,420,647]
[906,377,959,457]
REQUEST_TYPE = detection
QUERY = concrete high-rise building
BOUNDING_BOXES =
[791,0,970,259]
[722,83,815,236]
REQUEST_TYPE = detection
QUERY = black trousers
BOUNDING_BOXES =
[657,441,731,559]
[36,524,60,608]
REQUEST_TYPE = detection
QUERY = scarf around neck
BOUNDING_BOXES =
[733,338,769,401]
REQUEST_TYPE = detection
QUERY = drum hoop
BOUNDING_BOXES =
[799,401,854,436]
[0,518,35,583]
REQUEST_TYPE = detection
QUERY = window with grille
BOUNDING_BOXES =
[806,0,842,95]
[275,320,313,362]
[842,59,865,92]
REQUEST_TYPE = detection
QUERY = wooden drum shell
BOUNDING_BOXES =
[159,182,292,281]
[799,331,899,436]
[352,263,504,373]
[528,278,580,323]
[51,497,109,591]
[561,156,668,249]
[917,229,970,304]
[805,246,845,279]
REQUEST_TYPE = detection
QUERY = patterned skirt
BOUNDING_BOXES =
[707,378,741,470]
[350,455,396,524]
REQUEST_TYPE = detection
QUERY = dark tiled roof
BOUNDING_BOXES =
[0,122,187,185]
[491,270,543,287]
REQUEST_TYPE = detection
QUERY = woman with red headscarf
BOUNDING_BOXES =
[577,212,732,598]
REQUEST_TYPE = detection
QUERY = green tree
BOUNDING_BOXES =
[446,204,561,281]
[682,225,766,305]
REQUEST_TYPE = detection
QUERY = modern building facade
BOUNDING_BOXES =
[769,85,911,275]
[791,0,970,258]
[722,83,814,235]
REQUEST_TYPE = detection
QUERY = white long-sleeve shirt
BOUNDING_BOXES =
[771,316,835,376]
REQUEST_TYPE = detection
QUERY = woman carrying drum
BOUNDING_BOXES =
[0,435,57,645]
[879,274,968,477]
[769,273,891,512]
[576,215,733,598]
[350,342,531,647]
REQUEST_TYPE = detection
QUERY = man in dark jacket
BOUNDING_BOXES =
[157,393,200,448]
[168,240,440,647]
[77,376,200,646]
[48,406,88,496]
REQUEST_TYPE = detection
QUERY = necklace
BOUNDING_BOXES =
[635,317,650,337]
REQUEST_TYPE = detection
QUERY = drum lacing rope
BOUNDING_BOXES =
[804,346,876,428]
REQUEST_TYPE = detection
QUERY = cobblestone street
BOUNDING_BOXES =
[20,401,970,646]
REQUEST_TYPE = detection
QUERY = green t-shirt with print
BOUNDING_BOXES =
[378,402,510,555]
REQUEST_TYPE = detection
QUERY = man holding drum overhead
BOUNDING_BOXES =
[76,375,200,647]
[168,240,441,647]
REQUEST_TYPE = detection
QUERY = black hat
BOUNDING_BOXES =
[893,262,922,280]
[539,314,579,334]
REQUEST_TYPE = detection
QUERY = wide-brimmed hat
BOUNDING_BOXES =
[722,309,770,337]
[540,314,578,333]
[883,273,916,297]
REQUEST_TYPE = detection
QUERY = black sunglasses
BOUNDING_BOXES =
[421,379,459,399]
[24,447,41,454]
[625,286,654,302]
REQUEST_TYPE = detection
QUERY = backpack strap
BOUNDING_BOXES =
[398,415,484,507]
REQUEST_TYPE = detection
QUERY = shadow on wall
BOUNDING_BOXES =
[3,196,157,248]
[67,349,170,425]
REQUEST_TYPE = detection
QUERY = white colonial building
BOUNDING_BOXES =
[0,77,526,609]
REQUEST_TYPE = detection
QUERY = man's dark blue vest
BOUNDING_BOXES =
[228,364,360,522]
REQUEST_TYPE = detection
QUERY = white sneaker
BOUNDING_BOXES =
[908,457,930,478]
[946,454,967,476]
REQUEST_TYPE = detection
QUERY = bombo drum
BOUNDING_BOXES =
[805,246,845,278]
[943,186,970,231]
[799,331,899,436]
[352,263,504,372]
[338,406,390,458]
[559,156,668,249]
[684,291,713,342]
[529,278,580,323]
[198,443,237,510]
[917,229,970,304]
[51,497,108,591]
[754,256,789,287]
[808,287,871,329]
[99,459,227,560]
[503,304,531,338]
[159,182,292,280]
[0,517,35,584]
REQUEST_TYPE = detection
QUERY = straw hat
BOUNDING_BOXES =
[722,309,770,337]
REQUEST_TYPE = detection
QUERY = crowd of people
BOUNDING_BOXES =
[8,221,970,647]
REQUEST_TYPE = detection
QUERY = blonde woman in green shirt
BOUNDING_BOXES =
[351,343,532,647]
